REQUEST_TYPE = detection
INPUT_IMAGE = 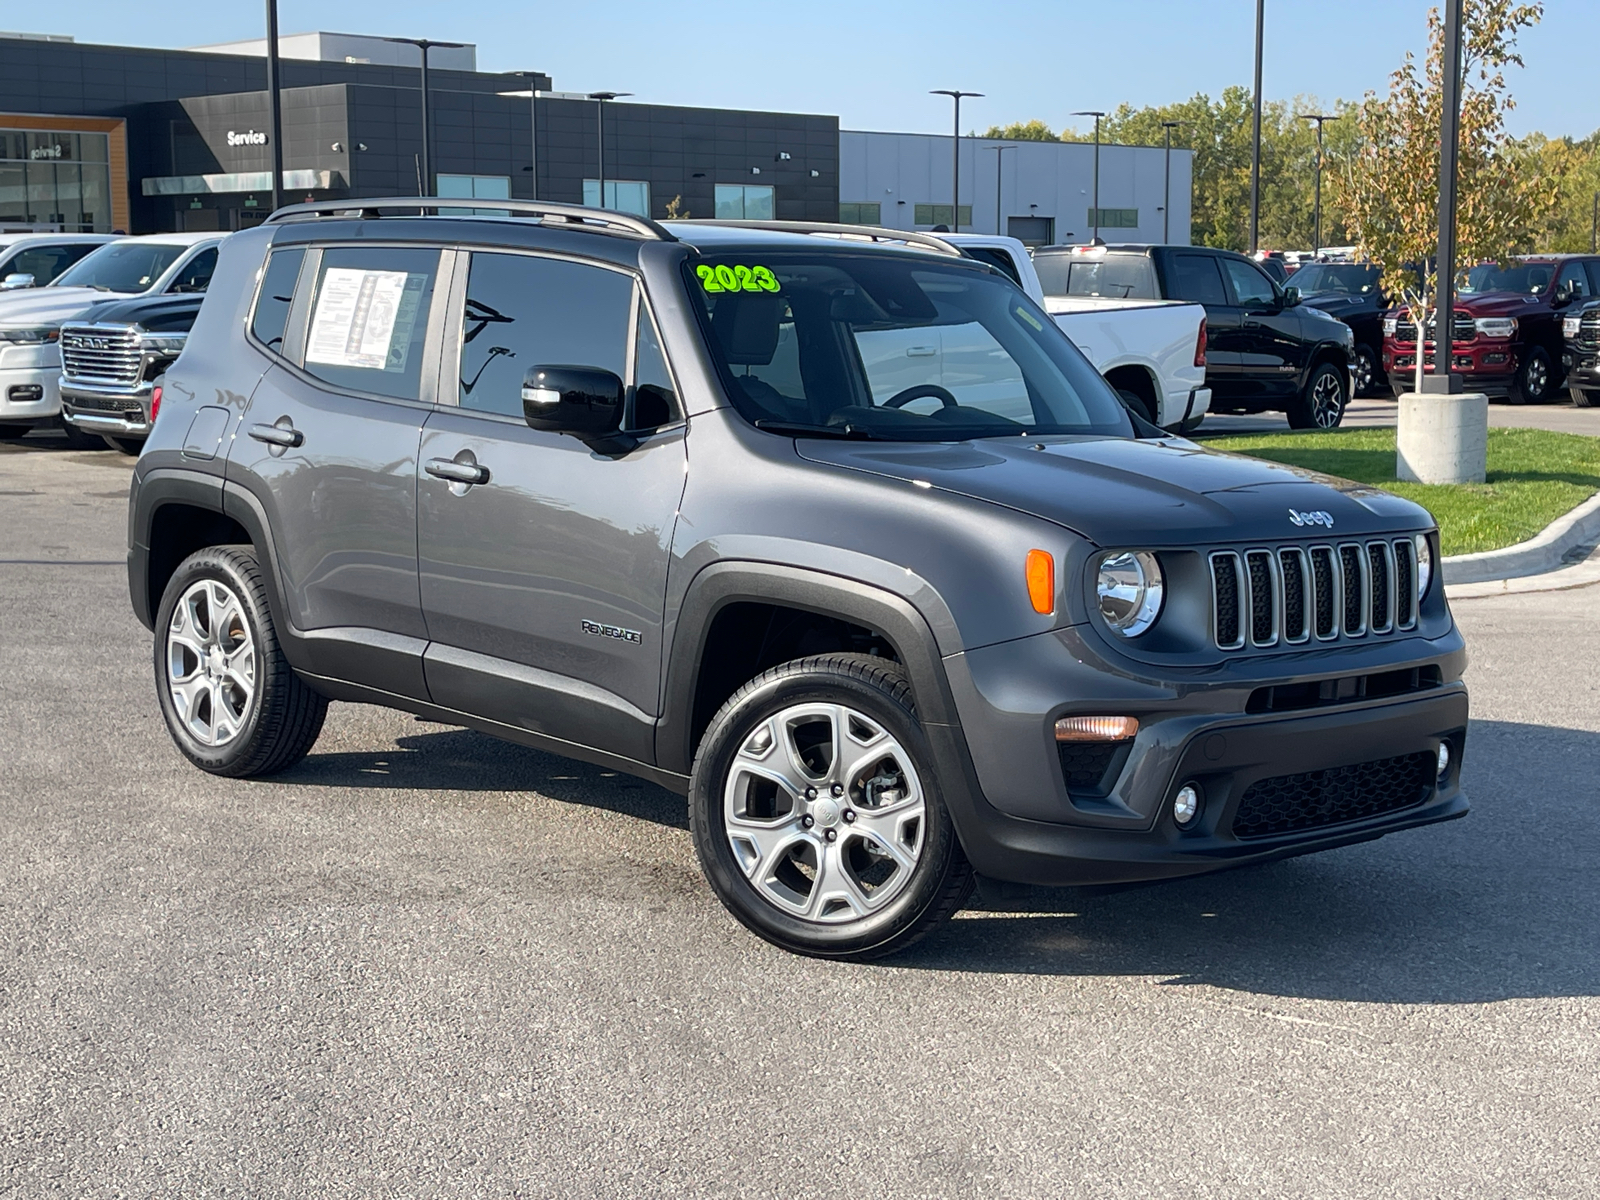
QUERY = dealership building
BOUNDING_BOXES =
[0,30,1190,246]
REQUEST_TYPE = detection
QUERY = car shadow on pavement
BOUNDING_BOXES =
[895,718,1600,1005]
[277,723,690,830]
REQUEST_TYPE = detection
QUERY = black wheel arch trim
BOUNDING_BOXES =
[128,467,227,630]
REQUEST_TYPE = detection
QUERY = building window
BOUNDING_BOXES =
[715,185,774,220]
[582,179,650,218]
[839,202,882,225]
[912,204,972,228]
[1087,207,1139,229]
[0,128,113,232]
[438,173,512,215]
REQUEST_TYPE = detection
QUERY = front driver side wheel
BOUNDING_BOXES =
[690,654,973,960]
[1287,361,1348,429]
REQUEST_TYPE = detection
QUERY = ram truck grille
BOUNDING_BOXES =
[59,325,141,386]
[1209,539,1418,651]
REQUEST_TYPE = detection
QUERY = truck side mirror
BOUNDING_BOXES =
[1282,285,1301,307]
[522,365,634,453]
[0,273,35,290]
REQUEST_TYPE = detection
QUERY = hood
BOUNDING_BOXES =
[1298,293,1370,320]
[1441,292,1546,318]
[796,436,1431,546]
[73,293,204,328]
[0,287,134,328]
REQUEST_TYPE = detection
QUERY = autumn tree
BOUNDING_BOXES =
[979,119,1059,141]
[1334,0,1552,392]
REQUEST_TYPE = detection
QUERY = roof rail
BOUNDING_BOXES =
[263,196,676,242]
[683,219,964,257]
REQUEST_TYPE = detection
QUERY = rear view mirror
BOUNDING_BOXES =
[522,365,631,452]
[0,273,35,290]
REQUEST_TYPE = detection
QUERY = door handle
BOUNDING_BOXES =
[248,421,303,448]
[425,456,491,486]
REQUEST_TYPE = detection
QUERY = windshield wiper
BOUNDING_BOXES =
[753,419,879,440]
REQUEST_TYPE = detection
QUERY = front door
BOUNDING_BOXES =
[1220,255,1302,401]
[226,243,444,699]
[416,249,688,764]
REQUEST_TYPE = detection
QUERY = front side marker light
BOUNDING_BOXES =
[1026,548,1055,615]
[1055,716,1139,742]
[1173,783,1201,828]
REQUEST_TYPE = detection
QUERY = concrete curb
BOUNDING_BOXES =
[1447,544,1600,599]
[1440,490,1600,585]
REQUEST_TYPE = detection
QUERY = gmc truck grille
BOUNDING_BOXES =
[60,325,141,386]
[1210,539,1418,651]
[1577,310,1600,351]
[1393,315,1473,344]
[1231,751,1436,839]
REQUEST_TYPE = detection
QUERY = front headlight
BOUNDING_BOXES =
[1565,316,1582,338]
[1383,316,1398,337]
[1474,316,1516,339]
[140,334,188,354]
[1096,550,1164,637]
[0,327,58,343]
[1414,533,1433,600]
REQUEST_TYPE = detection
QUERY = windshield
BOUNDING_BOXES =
[53,242,187,293]
[1458,262,1555,296]
[1292,263,1381,297]
[689,252,1133,441]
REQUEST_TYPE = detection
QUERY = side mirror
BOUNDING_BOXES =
[0,273,36,290]
[522,365,632,452]
[1281,285,1301,307]
[1554,282,1576,306]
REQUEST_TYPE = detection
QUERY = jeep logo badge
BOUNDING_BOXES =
[1288,509,1334,529]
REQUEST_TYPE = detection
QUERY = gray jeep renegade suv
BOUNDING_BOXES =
[127,199,1468,960]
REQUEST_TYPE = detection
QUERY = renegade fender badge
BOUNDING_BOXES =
[1288,509,1334,529]
[583,619,642,645]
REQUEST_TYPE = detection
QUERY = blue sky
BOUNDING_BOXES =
[15,1,1599,139]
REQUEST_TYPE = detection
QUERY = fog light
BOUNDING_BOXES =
[1172,783,1201,828]
[1437,742,1451,781]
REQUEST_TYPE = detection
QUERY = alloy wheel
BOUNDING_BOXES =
[1524,355,1549,400]
[1354,348,1376,396]
[723,702,925,924]
[166,579,256,746]
[1311,370,1345,428]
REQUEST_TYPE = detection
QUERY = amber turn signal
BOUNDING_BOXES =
[1025,548,1055,615]
[1054,716,1140,742]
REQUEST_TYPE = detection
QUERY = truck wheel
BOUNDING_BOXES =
[101,435,143,455]
[1287,362,1347,430]
[154,545,327,778]
[1353,344,1380,397]
[60,421,105,450]
[1116,388,1157,426]
[1570,387,1600,409]
[690,653,973,960]
[1508,347,1553,405]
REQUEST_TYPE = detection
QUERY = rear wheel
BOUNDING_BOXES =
[1116,388,1156,426]
[1508,346,1553,405]
[102,435,143,455]
[59,420,105,450]
[1287,361,1347,430]
[1352,344,1380,397]
[1570,387,1600,409]
[690,653,973,960]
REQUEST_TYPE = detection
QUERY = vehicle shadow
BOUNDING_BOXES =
[898,718,1600,1005]
[278,723,690,830]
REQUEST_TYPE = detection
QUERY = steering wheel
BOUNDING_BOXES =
[884,384,959,410]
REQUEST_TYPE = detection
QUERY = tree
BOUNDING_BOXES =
[980,119,1058,141]
[1334,0,1552,391]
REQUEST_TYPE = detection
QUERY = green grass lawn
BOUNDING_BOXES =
[1200,426,1600,556]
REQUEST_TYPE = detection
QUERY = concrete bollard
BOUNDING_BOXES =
[1396,391,1488,485]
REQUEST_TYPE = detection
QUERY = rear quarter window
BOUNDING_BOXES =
[1166,253,1230,305]
[249,248,306,354]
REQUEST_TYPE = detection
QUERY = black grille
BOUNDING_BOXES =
[1368,543,1391,632]
[1394,542,1415,627]
[1579,311,1600,351]
[1247,551,1273,644]
[1340,545,1363,634]
[1232,751,1436,839]
[1212,554,1241,648]
[1280,550,1306,641]
[1311,547,1337,638]
[1057,742,1123,795]
[1393,315,1474,345]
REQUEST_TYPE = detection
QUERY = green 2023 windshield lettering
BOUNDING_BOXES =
[697,264,780,293]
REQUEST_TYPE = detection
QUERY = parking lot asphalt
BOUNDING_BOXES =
[3,433,1598,1198]
[1200,393,1600,437]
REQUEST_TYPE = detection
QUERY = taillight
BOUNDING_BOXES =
[1194,317,1207,368]
[150,385,161,423]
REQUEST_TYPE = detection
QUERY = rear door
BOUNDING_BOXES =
[1163,251,1242,401]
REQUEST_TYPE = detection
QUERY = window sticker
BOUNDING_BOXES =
[1013,304,1044,332]
[697,263,780,294]
[306,267,426,371]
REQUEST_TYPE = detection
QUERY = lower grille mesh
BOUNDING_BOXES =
[1232,751,1436,839]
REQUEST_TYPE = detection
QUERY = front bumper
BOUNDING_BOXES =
[60,377,153,438]
[1383,340,1517,395]
[0,364,62,424]
[1562,348,1599,388]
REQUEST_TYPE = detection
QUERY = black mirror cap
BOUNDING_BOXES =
[522,365,625,437]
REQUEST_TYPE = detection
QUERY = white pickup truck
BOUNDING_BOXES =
[940,234,1210,431]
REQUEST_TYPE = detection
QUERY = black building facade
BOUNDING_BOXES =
[0,34,839,233]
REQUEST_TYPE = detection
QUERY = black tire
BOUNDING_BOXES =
[1116,388,1157,426]
[153,544,327,778]
[1570,386,1600,409]
[59,420,106,450]
[1179,413,1205,434]
[1352,343,1381,398]
[0,423,29,440]
[101,435,143,455]
[1287,361,1348,430]
[689,653,973,960]
[1508,346,1554,405]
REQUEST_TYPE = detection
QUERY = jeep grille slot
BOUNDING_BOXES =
[1210,539,1422,652]
[60,325,142,386]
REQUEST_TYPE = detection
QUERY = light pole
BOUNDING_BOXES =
[930,90,982,232]
[1160,120,1182,243]
[1427,0,1465,393]
[265,0,284,212]
[502,72,543,201]
[987,144,1014,236]
[588,91,632,209]
[383,37,469,197]
[1071,111,1105,242]
[1249,0,1265,253]
[1298,112,1341,255]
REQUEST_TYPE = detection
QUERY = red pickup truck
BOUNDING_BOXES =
[1381,255,1600,403]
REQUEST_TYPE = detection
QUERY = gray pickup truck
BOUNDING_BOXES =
[127,200,1468,959]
